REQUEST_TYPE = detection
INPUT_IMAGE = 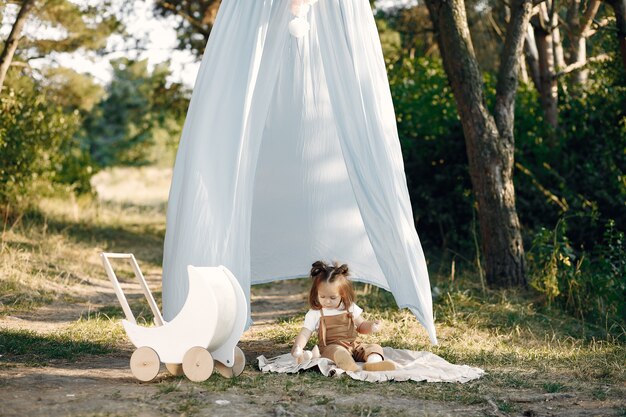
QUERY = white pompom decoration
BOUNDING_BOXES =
[307,0,318,4]
[288,17,310,38]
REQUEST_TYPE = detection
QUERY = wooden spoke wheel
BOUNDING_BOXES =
[130,346,160,382]
[165,363,184,376]
[215,346,246,378]
[182,347,214,382]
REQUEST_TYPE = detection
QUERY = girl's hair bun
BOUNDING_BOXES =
[336,263,349,275]
[310,260,327,277]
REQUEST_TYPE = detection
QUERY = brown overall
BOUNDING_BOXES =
[318,309,384,362]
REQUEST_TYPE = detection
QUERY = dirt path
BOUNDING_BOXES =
[1,276,622,417]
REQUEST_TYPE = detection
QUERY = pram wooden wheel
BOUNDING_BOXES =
[214,345,246,378]
[182,346,214,382]
[130,346,160,382]
[165,363,184,376]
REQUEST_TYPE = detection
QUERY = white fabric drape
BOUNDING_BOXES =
[163,0,438,344]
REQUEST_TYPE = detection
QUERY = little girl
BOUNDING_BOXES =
[291,261,396,372]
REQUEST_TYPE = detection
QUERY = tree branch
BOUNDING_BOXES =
[495,0,535,137]
[524,24,542,89]
[558,14,574,35]
[586,17,613,36]
[553,52,610,77]
[98,46,156,56]
[580,0,602,36]
[156,1,206,32]
[0,0,37,92]
[9,60,31,68]
[489,11,506,40]
[515,162,569,211]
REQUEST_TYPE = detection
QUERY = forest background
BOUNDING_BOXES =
[0,0,624,338]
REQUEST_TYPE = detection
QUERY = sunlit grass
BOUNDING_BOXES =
[90,166,172,207]
[66,313,129,347]
[0,315,125,363]
[0,191,165,315]
[261,278,626,399]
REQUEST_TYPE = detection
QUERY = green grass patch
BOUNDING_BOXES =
[65,313,128,346]
[156,380,183,395]
[0,328,114,362]
[543,381,566,393]
[0,278,56,314]
[257,275,626,394]
[0,314,126,363]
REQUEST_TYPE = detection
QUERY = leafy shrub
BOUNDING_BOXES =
[81,59,189,168]
[528,218,626,333]
[514,34,626,252]
[527,218,581,305]
[0,86,89,206]
[388,57,473,254]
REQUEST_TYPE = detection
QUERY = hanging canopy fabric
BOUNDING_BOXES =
[162,0,438,344]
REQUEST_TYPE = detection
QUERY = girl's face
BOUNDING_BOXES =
[317,280,342,309]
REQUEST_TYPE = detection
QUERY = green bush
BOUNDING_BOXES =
[514,34,626,251]
[512,39,625,331]
[0,84,91,206]
[81,59,189,167]
[528,218,626,333]
[389,57,473,254]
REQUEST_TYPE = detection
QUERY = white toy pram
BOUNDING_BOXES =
[100,253,247,382]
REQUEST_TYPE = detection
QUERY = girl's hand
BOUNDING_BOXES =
[371,320,382,333]
[355,318,382,334]
[291,345,303,358]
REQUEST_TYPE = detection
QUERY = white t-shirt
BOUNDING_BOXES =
[302,303,363,332]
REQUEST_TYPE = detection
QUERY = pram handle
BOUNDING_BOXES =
[100,252,164,326]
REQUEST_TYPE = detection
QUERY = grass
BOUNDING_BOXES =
[0,318,123,363]
[249,277,625,410]
[1,172,625,415]
[543,382,566,393]
[0,196,165,315]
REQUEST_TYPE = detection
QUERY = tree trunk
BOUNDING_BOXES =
[532,3,559,127]
[568,0,601,84]
[571,0,588,84]
[553,26,566,71]
[570,35,588,83]
[424,0,529,287]
[535,29,558,126]
[524,24,542,90]
[605,0,626,71]
[0,0,36,92]
[546,0,566,72]
[520,52,530,84]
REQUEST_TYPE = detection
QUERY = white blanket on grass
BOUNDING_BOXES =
[257,347,484,383]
